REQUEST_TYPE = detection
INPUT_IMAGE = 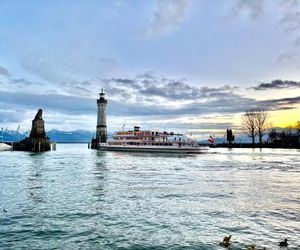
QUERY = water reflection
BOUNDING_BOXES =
[110,151,198,158]
[27,153,46,203]
[1,144,299,249]
[92,153,109,200]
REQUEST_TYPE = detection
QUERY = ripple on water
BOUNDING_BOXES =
[0,145,299,249]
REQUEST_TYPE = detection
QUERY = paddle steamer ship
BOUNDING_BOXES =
[101,126,208,153]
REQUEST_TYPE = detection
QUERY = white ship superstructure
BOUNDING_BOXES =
[99,126,208,154]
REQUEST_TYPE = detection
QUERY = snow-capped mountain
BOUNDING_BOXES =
[1,129,94,143]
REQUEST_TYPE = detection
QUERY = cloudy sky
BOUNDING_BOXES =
[0,0,299,136]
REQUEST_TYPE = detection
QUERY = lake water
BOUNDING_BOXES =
[0,144,299,249]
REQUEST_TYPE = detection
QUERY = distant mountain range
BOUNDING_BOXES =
[1,127,298,143]
[1,129,95,143]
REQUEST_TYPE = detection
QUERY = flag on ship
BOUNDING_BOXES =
[208,135,214,144]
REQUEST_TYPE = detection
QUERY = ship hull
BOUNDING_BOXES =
[98,144,209,154]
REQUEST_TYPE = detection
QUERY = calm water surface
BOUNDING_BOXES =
[0,144,299,249]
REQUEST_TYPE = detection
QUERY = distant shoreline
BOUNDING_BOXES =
[3,141,299,149]
[203,143,300,149]
[2,141,89,145]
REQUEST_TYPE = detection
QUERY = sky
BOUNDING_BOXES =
[0,0,300,137]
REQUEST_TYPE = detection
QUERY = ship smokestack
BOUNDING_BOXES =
[96,89,107,143]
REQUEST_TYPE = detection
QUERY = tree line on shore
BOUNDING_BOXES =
[224,109,300,148]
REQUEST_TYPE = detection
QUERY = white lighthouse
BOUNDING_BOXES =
[96,89,107,143]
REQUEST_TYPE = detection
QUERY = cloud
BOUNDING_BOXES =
[0,91,95,115]
[277,0,300,61]
[276,52,299,62]
[231,0,265,20]
[230,1,300,63]
[128,120,238,131]
[94,73,238,104]
[19,45,118,82]
[279,0,300,32]
[1,75,299,120]
[0,109,25,123]
[252,79,300,90]
[260,96,300,110]
[1,72,299,131]
[139,81,236,101]
[146,0,191,37]
[0,66,10,78]
[10,78,35,87]
[0,66,41,89]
